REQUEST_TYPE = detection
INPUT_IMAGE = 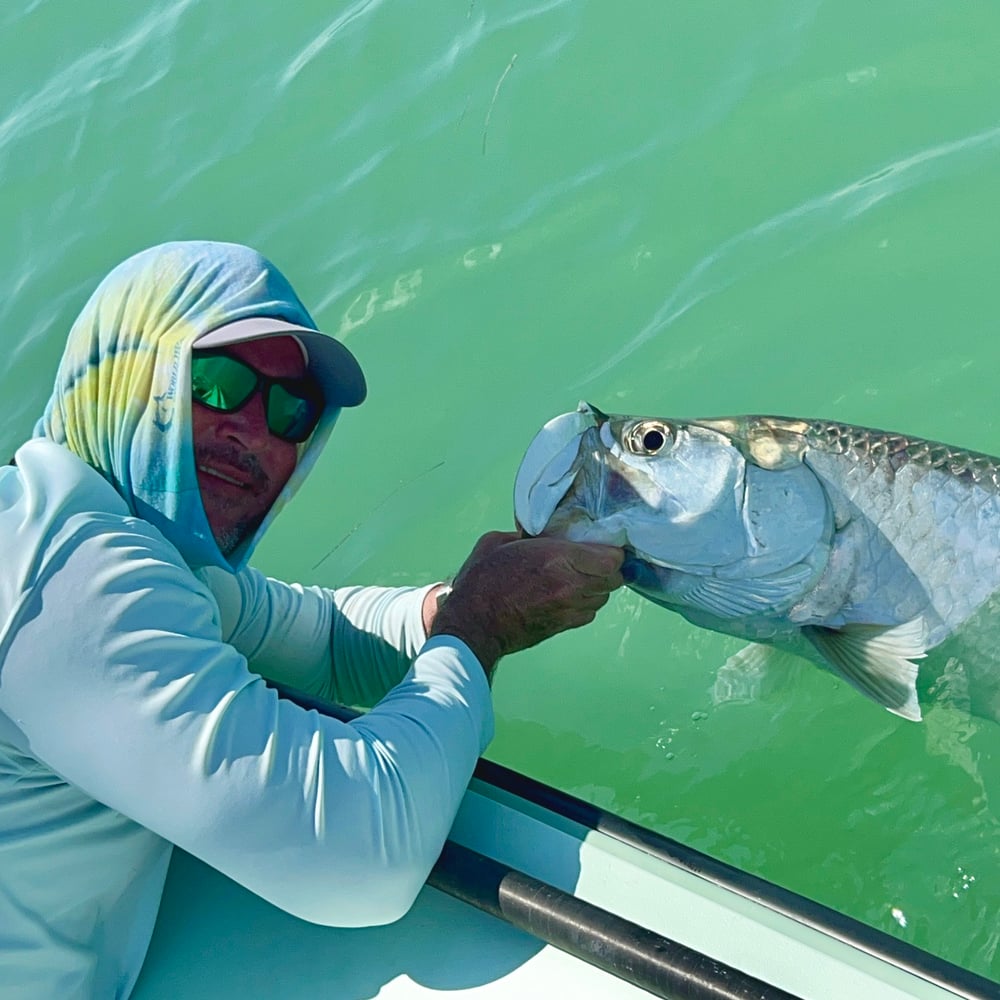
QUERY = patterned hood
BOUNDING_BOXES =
[33,241,344,571]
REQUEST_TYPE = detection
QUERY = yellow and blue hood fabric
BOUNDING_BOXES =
[0,242,492,998]
[33,240,342,570]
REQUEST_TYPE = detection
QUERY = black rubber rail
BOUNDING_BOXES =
[268,682,797,999]
[431,839,798,1000]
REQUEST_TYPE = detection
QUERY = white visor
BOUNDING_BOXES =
[195,317,366,407]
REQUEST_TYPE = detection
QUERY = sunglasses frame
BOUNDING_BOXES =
[190,349,327,444]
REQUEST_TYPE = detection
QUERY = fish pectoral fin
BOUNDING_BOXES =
[678,563,815,619]
[711,642,815,707]
[712,643,777,706]
[803,620,927,722]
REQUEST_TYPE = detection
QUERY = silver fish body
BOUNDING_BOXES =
[514,403,1000,721]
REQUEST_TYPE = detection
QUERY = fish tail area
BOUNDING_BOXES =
[803,619,928,722]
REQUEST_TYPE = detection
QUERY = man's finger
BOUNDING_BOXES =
[564,543,626,577]
[470,530,520,560]
[572,591,613,612]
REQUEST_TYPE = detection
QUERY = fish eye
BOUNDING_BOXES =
[642,429,665,451]
[625,421,671,455]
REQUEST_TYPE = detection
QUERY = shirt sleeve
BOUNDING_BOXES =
[198,565,438,707]
[1,515,494,927]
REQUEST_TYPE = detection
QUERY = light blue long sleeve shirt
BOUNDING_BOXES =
[1,242,496,998]
[0,438,493,999]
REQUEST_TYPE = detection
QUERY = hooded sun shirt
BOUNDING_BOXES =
[0,242,493,999]
[33,240,348,572]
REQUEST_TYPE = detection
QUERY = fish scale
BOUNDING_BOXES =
[806,420,1000,487]
[514,403,1000,723]
[805,446,1000,637]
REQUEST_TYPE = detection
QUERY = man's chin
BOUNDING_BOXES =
[199,489,268,558]
[202,504,257,557]
[213,524,244,557]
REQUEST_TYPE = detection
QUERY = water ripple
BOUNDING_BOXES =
[0,0,195,163]
[1,0,46,30]
[573,121,1000,389]
[278,0,382,91]
[486,0,574,31]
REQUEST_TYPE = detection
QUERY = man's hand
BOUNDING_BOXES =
[429,531,625,680]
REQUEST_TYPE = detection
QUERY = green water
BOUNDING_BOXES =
[4,0,1000,982]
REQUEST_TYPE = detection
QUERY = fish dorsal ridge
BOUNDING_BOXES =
[698,417,810,471]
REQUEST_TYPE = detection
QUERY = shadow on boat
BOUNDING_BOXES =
[135,846,547,999]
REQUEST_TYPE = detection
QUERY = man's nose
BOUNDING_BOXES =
[215,390,271,445]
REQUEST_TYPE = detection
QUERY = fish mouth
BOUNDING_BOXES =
[514,403,603,536]
[514,402,635,541]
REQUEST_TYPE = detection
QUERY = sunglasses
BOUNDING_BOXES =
[190,350,328,444]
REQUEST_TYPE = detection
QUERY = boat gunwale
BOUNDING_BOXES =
[266,680,998,999]
[473,756,999,1000]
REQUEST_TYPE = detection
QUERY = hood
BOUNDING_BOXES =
[33,240,350,571]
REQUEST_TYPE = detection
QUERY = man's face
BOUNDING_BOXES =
[191,336,303,555]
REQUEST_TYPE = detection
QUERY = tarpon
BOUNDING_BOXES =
[514,403,1000,722]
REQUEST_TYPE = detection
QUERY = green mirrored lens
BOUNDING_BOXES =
[267,384,319,442]
[191,355,258,410]
[191,351,324,443]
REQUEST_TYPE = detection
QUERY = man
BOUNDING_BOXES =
[0,241,623,998]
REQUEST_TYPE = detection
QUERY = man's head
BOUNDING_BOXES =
[34,241,366,571]
[191,336,306,555]
[189,314,366,559]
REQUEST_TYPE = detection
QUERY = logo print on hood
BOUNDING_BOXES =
[153,342,183,432]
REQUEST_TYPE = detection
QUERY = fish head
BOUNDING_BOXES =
[516,403,753,567]
[514,404,834,596]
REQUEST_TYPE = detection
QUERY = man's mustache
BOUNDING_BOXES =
[194,444,270,495]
